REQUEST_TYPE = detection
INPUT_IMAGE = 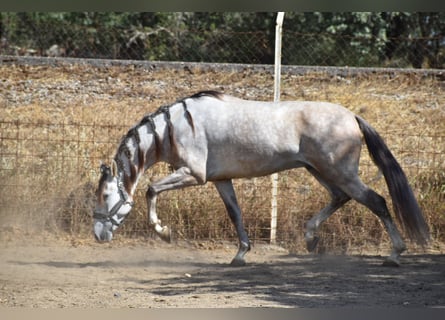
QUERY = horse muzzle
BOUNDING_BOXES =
[94,220,114,242]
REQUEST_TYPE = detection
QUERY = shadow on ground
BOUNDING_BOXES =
[126,254,445,307]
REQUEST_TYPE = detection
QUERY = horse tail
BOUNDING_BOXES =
[355,115,430,246]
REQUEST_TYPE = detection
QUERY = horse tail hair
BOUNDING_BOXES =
[355,115,430,246]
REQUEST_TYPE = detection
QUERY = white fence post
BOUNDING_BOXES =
[270,12,284,245]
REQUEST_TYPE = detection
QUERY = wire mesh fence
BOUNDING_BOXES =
[0,12,444,251]
[1,12,444,68]
[0,59,444,252]
[1,118,444,250]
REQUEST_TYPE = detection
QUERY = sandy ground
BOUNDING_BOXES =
[0,237,444,308]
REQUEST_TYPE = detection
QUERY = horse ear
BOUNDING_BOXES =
[111,159,118,177]
[99,161,108,174]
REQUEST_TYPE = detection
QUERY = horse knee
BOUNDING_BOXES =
[146,186,156,200]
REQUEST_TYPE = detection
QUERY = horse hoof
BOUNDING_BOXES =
[158,226,171,243]
[382,257,400,267]
[229,258,246,267]
[306,236,319,252]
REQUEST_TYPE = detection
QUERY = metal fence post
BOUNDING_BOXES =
[270,12,285,245]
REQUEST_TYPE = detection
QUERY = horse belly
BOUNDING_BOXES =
[206,147,303,180]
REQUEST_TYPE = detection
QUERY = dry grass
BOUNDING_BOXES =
[0,63,444,254]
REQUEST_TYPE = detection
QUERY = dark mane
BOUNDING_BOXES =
[115,91,223,185]
[140,91,222,121]
[96,164,112,202]
[189,90,223,100]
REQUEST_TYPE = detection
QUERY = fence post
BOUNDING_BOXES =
[270,12,284,245]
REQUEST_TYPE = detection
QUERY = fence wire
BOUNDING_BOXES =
[1,12,444,69]
[1,118,444,250]
[0,59,444,252]
[0,11,444,250]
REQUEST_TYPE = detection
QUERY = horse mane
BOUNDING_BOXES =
[115,90,224,189]
[175,90,222,134]
[189,90,223,100]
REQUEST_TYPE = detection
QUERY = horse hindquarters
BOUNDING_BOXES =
[302,117,407,265]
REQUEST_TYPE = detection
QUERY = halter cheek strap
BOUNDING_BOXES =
[108,181,134,226]
[93,178,134,227]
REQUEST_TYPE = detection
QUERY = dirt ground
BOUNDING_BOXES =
[0,236,444,308]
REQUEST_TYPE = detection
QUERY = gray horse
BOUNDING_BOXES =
[93,91,429,266]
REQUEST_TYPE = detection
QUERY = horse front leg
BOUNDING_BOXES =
[146,191,171,242]
[146,167,202,243]
[214,180,250,266]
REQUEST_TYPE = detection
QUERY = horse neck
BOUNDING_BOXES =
[115,127,151,196]
[148,105,180,165]
[114,150,140,198]
[115,109,176,195]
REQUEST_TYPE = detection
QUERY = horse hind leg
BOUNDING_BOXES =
[305,196,350,252]
[341,178,407,266]
[304,167,351,252]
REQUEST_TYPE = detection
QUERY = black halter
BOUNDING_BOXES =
[93,173,134,226]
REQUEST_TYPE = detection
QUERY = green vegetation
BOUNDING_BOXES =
[1,12,444,68]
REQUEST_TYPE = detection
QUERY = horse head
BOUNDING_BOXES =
[93,160,134,242]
